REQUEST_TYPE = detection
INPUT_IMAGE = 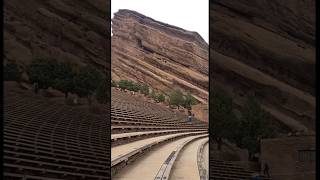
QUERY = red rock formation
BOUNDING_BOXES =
[210,0,315,132]
[4,0,109,73]
[111,9,209,104]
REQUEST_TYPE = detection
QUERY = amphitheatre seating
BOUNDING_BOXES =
[4,85,110,180]
[111,89,209,176]
[210,159,271,180]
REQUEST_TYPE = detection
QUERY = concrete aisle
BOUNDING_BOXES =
[203,141,209,176]
[111,129,184,140]
[112,134,206,180]
[170,137,209,180]
[111,131,206,161]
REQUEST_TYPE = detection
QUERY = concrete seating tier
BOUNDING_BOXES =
[111,89,209,178]
[210,159,271,180]
[4,87,110,180]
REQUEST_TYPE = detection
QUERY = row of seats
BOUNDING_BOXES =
[4,85,110,180]
[210,159,271,180]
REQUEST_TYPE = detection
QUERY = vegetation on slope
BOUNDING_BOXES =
[210,88,275,158]
[24,58,107,104]
[112,80,199,108]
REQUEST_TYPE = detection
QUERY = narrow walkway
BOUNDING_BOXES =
[111,131,206,161]
[111,129,186,140]
[170,137,208,180]
[113,134,206,180]
[203,142,209,175]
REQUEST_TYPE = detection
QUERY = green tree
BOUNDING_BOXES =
[183,93,198,109]
[118,80,128,90]
[140,84,149,95]
[238,97,275,156]
[4,62,21,81]
[169,89,184,108]
[73,65,103,99]
[52,62,75,98]
[27,58,58,89]
[157,94,165,102]
[209,89,239,142]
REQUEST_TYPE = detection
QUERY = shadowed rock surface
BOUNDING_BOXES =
[4,1,111,179]
[4,0,110,73]
[210,0,315,133]
[111,9,209,104]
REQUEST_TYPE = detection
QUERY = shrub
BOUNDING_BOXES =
[238,97,275,155]
[157,94,165,102]
[210,89,276,156]
[209,89,239,141]
[27,58,58,89]
[73,65,103,98]
[183,93,198,109]
[118,80,138,91]
[169,89,184,108]
[51,62,75,98]
[140,84,149,95]
[4,62,21,81]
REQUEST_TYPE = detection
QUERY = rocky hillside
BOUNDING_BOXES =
[111,9,209,104]
[210,0,315,133]
[4,0,110,74]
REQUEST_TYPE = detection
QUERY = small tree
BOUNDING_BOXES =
[210,89,239,144]
[27,58,58,89]
[239,97,275,156]
[73,65,103,102]
[183,93,198,109]
[4,62,21,81]
[169,89,184,108]
[52,62,75,98]
[140,84,149,96]
[157,94,165,102]
[118,80,128,90]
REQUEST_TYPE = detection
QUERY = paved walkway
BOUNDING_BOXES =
[113,134,206,180]
[170,137,208,180]
[111,129,186,140]
[111,131,206,161]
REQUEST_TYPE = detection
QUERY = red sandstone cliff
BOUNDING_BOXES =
[111,9,209,104]
[210,0,315,132]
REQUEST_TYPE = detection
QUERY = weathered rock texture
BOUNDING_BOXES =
[210,0,315,132]
[111,9,209,104]
[4,0,110,73]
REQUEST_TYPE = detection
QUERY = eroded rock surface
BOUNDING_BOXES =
[4,0,110,73]
[210,0,315,132]
[111,9,209,104]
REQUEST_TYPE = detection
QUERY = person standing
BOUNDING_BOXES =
[33,82,39,94]
[263,163,270,178]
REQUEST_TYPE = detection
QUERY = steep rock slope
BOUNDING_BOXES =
[4,0,110,73]
[111,9,209,104]
[210,0,315,132]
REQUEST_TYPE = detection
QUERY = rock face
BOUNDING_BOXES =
[210,0,315,132]
[111,9,209,104]
[4,0,110,73]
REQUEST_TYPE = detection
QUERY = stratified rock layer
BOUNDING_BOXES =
[111,9,209,104]
[4,0,110,73]
[210,0,315,132]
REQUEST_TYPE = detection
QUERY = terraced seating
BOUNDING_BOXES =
[111,89,209,178]
[4,85,110,180]
[210,159,271,180]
